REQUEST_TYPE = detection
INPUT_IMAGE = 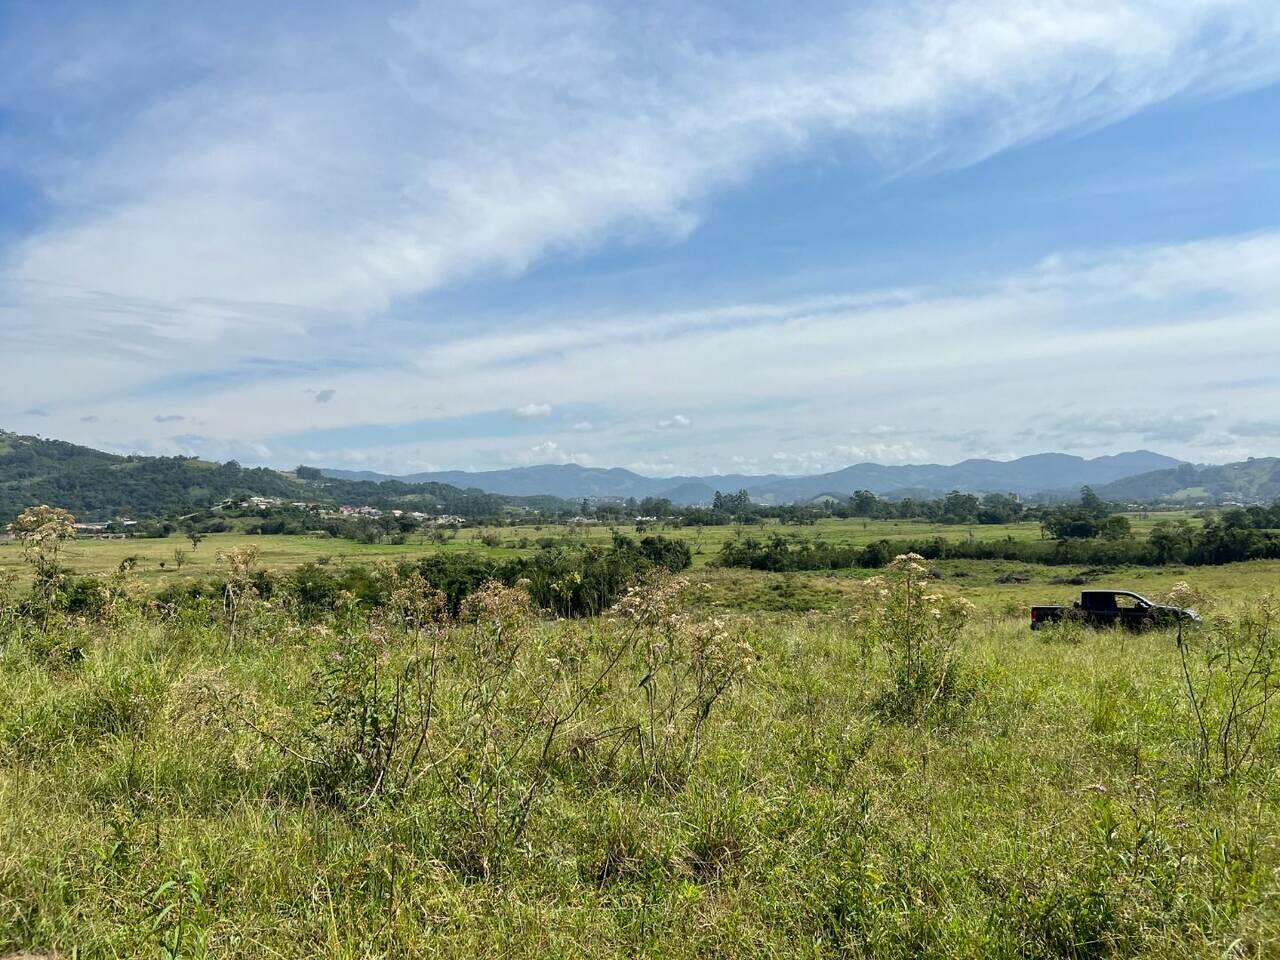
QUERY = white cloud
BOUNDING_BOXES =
[506,440,591,466]
[10,229,1280,469]
[1029,411,1219,444]
[571,421,594,432]
[628,460,680,476]
[3,2,1280,469]
[656,414,693,430]
[766,441,930,475]
[514,403,552,418]
[833,443,932,466]
[5,2,1280,337]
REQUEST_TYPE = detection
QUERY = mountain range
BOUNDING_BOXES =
[322,451,1186,504]
[5,428,1277,524]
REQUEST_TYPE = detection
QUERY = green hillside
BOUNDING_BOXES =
[0,430,564,523]
[1098,457,1280,503]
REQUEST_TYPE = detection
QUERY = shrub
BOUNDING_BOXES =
[611,572,755,788]
[637,535,693,572]
[1172,585,1280,788]
[854,554,975,723]
[289,562,344,619]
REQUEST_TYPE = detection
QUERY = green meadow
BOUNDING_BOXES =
[2,516,1278,957]
[0,512,1205,583]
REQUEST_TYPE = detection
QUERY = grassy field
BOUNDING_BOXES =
[0,512,1207,586]
[1,571,1277,957]
[0,512,1264,623]
[3,514,1278,956]
[687,558,1280,616]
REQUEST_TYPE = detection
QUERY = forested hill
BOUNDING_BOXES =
[1095,457,1280,504]
[0,431,564,523]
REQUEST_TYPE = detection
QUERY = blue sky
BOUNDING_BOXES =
[2,0,1280,476]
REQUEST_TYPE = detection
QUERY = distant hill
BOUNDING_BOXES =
[1,427,1207,523]
[0,431,300,523]
[0,430,564,522]
[1096,457,1280,503]
[750,451,1184,503]
[324,450,1185,504]
[321,464,784,503]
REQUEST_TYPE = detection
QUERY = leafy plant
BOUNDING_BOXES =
[216,545,260,649]
[612,571,756,788]
[7,504,77,629]
[854,553,975,722]
[1171,584,1279,788]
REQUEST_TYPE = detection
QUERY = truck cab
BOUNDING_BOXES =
[1078,590,1155,628]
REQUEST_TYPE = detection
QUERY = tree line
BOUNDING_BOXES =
[715,517,1280,573]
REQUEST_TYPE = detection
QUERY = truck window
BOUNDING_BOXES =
[1083,593,1117,612]
[1114,594,1145,610]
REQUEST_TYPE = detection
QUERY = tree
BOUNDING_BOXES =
[940,491,980,525]
[978,493,1024,525]
[712,489,752,516]
[1041,508,1102,540]
[1099,515,1133,541]
[187,530,206,551]
[849,490,882,517]
[1149,519,1195,564]
[1222,508,1253,530]
[1080,485,1106,516]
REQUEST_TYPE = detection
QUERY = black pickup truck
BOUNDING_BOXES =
[1030,590,1200,631]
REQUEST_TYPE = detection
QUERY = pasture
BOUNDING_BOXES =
[3,513,1278,957]
[1,567,1278,957]
[0,512,1205,585]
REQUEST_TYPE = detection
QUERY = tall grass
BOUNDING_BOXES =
[0,570,1277,957]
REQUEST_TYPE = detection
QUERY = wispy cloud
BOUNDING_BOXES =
[2,2,1279,471]
[7,228,1280,472]
[503,440,591,466]
[1230,419,1280,437]
[1030,411,1220,444]
[6,2,1279,323]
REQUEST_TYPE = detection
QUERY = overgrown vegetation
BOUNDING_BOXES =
[1,510,1278,956]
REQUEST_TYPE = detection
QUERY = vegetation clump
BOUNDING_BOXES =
[854,554,976,723]
[1,535,1278,956]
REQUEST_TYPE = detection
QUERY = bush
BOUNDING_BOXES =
[1172,585,1280,788]
[638,535,693,572]
[290,562,344,620]
[852,554,975,723]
